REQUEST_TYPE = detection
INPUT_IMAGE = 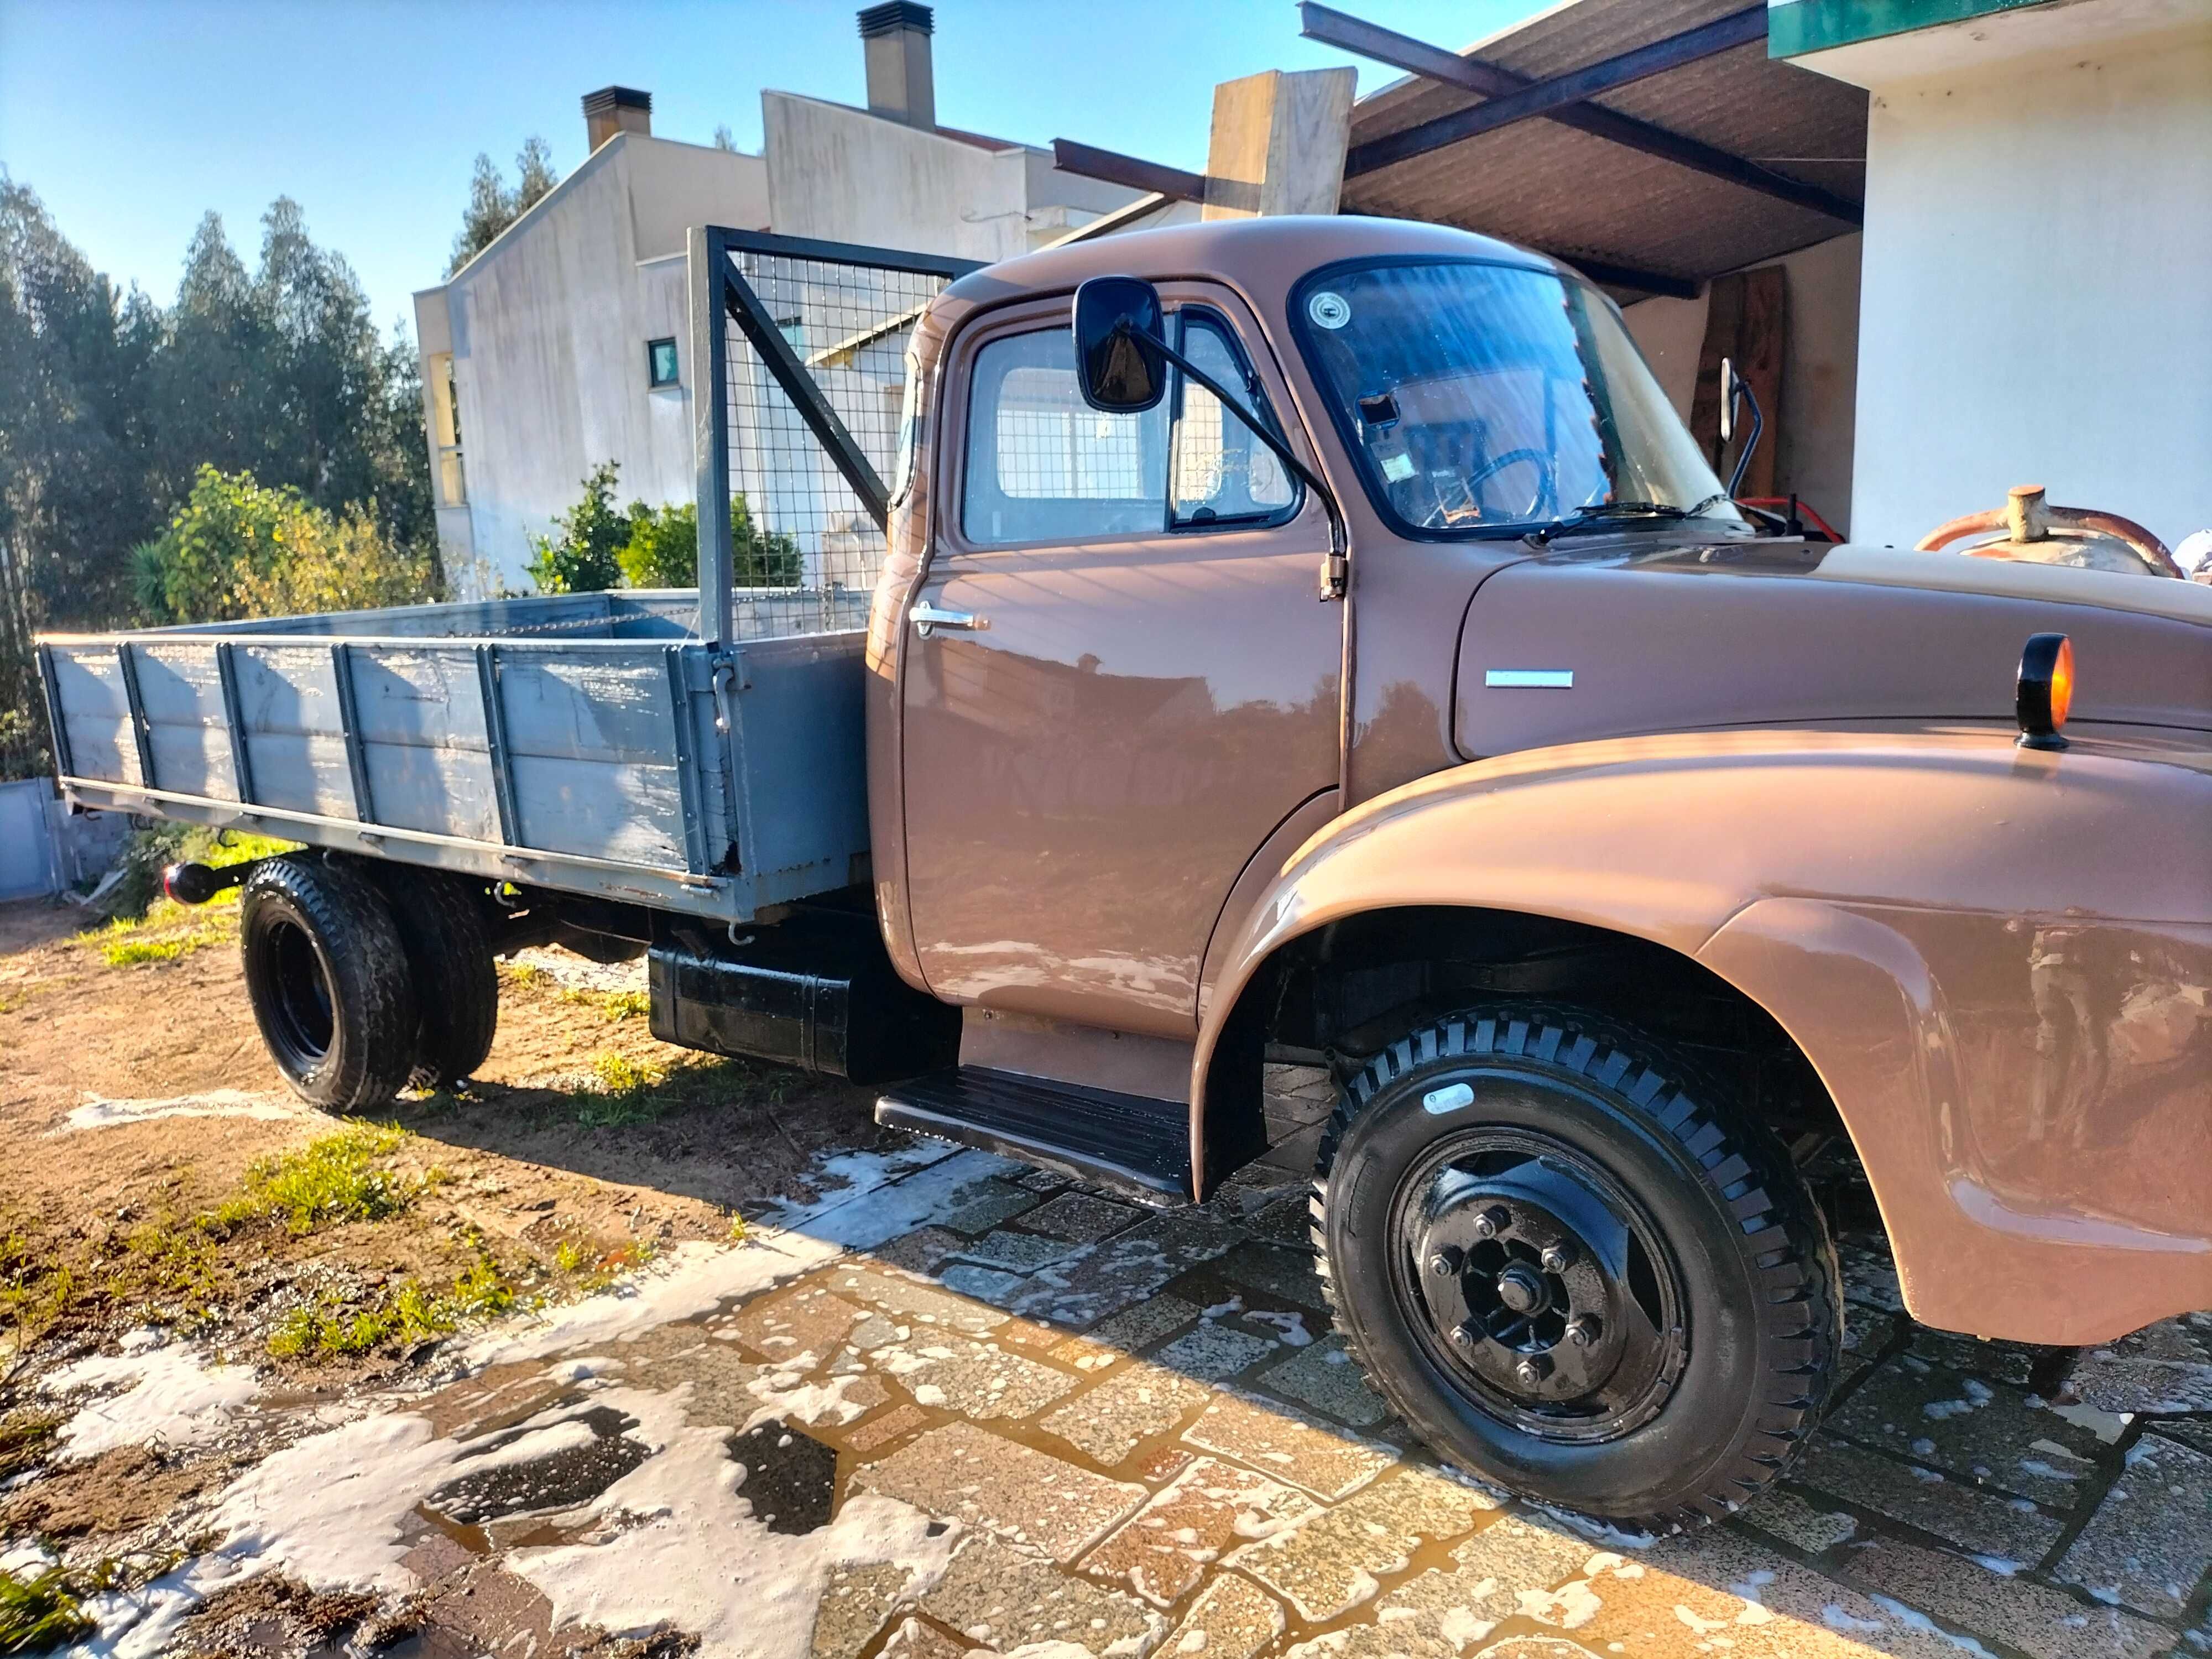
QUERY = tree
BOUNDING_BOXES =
[133,465,435,624]
[712,126,739,153]
[526,462,630,594]
[447,137,559,275]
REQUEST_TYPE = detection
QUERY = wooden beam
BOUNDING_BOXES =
[1301,3,1860,225]
[1343,7,1773,180]
[1050,137,1698,300]
[1203,66,1356,220]
[1051,140,1212,209]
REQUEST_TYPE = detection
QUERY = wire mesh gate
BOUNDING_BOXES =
[687,228,982,646]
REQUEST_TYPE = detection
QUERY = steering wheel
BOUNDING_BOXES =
[1466,447,1557,523]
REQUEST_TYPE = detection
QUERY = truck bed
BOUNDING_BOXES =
[37,587,873,921]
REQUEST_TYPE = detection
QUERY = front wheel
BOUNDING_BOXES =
[1312,1004,1839,1532]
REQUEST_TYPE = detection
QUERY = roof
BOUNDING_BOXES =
[1338,0,1869,294]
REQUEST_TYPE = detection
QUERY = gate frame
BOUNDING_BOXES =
[687,227,983,646]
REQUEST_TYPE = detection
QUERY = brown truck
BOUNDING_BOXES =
[56,215,2212,1530]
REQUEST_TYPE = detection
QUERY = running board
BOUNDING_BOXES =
[876,1067,1193,1206]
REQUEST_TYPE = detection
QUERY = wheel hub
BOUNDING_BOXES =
[1404,1134,1683,1438]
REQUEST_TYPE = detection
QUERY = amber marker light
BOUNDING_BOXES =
[2016,632,2073,750]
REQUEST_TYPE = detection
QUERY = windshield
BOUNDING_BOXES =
[1293,259,1740,536]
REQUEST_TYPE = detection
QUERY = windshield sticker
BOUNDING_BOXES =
[1307,291,1351,330]
[1379,450,1416,483]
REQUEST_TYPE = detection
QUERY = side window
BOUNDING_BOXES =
[1172,315,1293,526]
[962,327,1168,546]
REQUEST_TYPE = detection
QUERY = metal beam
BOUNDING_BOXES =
[1344,7,1774,179]
[722,273,890,530]
[1302,3,1859,225]
[1051,138,1697,299]
[1052,140,1212,208]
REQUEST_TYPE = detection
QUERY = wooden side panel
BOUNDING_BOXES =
[135,644,236,802]
[234,645,356,819]
[349,646,502,842]
[498,651,687,868]
[48,646,139,785]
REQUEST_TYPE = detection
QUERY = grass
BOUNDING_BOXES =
[213,1125,435,1235]
[502,961,548,988]
[0,1566,94,1656]
[267,1254,520,1360]
[568,1050,674,1129]
[80,898,234,969]
[560,987,650,1022]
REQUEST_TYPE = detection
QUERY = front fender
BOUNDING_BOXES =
[1193,728,2212,1341]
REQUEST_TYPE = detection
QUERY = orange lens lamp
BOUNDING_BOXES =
[2016,633,2073,750]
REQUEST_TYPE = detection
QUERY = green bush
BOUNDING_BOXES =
[615,493,801,591]
[525,461,629,594]
[132,466,436,624]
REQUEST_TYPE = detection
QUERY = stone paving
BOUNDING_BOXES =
[343,1065,2212,1656]
[785,1066,2178,1656]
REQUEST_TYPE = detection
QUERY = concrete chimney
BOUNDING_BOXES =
[858,2,935,131]
[582,86,652,152]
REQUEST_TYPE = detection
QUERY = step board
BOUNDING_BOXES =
[877,1067,1192,1206]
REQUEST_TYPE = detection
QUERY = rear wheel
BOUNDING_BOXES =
[367,864,500,1089]
[241,854,418,1112]
[1312,1003,1839,1532]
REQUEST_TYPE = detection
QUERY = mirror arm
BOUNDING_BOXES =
[1125,323,1348,601]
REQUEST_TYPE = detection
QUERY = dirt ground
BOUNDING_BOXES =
[2,892,2209,1659]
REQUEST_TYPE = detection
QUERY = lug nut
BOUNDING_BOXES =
[1566,1314,1602,1348]
[1428,1246,1463,1277]
[1450,1323,1476,1349]
[1470,1206,1510,1240]
[1540,1240,1575,1273]
[1515,1353,1553,1386]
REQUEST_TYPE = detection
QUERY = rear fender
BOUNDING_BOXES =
[1192,729,2212,1343]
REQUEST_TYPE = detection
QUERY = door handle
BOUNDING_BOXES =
[911,603,987,638]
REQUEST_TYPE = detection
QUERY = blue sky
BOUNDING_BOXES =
[0,0,1544,341]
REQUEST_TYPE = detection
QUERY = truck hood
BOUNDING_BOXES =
[1454,536,2212,759]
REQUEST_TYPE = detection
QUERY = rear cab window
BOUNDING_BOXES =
[960,307,1297,548]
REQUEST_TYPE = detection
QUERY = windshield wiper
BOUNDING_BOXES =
[1533,500,1691,540]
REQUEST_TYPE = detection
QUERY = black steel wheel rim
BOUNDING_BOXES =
[1388,1121,1688,1443]
[264,916,336,1070]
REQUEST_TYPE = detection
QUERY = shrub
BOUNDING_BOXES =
[525,461,629,594]
[615,494,802,591]
[132,466,436,624]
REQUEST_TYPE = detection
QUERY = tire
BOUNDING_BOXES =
[240,854,419,1113]
[366,864,500,1088]
[1312,1003,1839,1532]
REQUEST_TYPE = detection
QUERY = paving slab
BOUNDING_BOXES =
[1796,1434,2068,1564]
[728,1285,868,1365]
[1259,1334,1390,1428]
[1062,1293,1203,1362]
[1023,1191,1144,1242]
[937,1263,1028,1307]
[1039,1363,1209,1468]
[1155,1321,1276,1383]
[830,1265,1010,1336]
[1183,1392,1395,1503]
[1839,1236,1907,1313]
[1845,1533,2171,1659]
[936,1175,1041,1235]
[855,1420,1147,1562]
[870,1226,966,1277]
[2068,1312,2212,1415]
[1161,1572,1284,1659]
[875,1616,967,1659]
[2147,1416,2212,1455]
[1370,1514,1595,1648]
[2057,1430,2212,1617]
[949,1229,1082,1272]
[1737,1488,1860,1554]
[808,1560,914,1659]
[1207,1240,1330,1312]
[1228,1464,1498,1621]
[1906,1325,2046,1388]
[1081,1455,1316,1606]
[919,1534,1163,1656]
[843,1401,931,1456]
[875,1328,1079,1421]
[1019,1211,1247,1326]
[1826,1354,2106,1506]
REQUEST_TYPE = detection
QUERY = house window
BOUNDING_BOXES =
[647,337,680,388]
[428,351,465,505]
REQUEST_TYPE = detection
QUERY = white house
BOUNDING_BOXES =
[413,3,1175,598]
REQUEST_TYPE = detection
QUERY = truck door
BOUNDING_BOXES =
[900,285,1341,1038]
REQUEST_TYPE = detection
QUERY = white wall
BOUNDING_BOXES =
[421,134,764,596]
[1620,232,1863,536]
[1841,20,2212,549]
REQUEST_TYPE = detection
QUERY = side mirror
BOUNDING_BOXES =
[1718,356,1739,445]
[1073,275,1168,413]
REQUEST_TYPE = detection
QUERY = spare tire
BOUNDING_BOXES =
[241,854,418,1112]
[367,863,500,1088]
